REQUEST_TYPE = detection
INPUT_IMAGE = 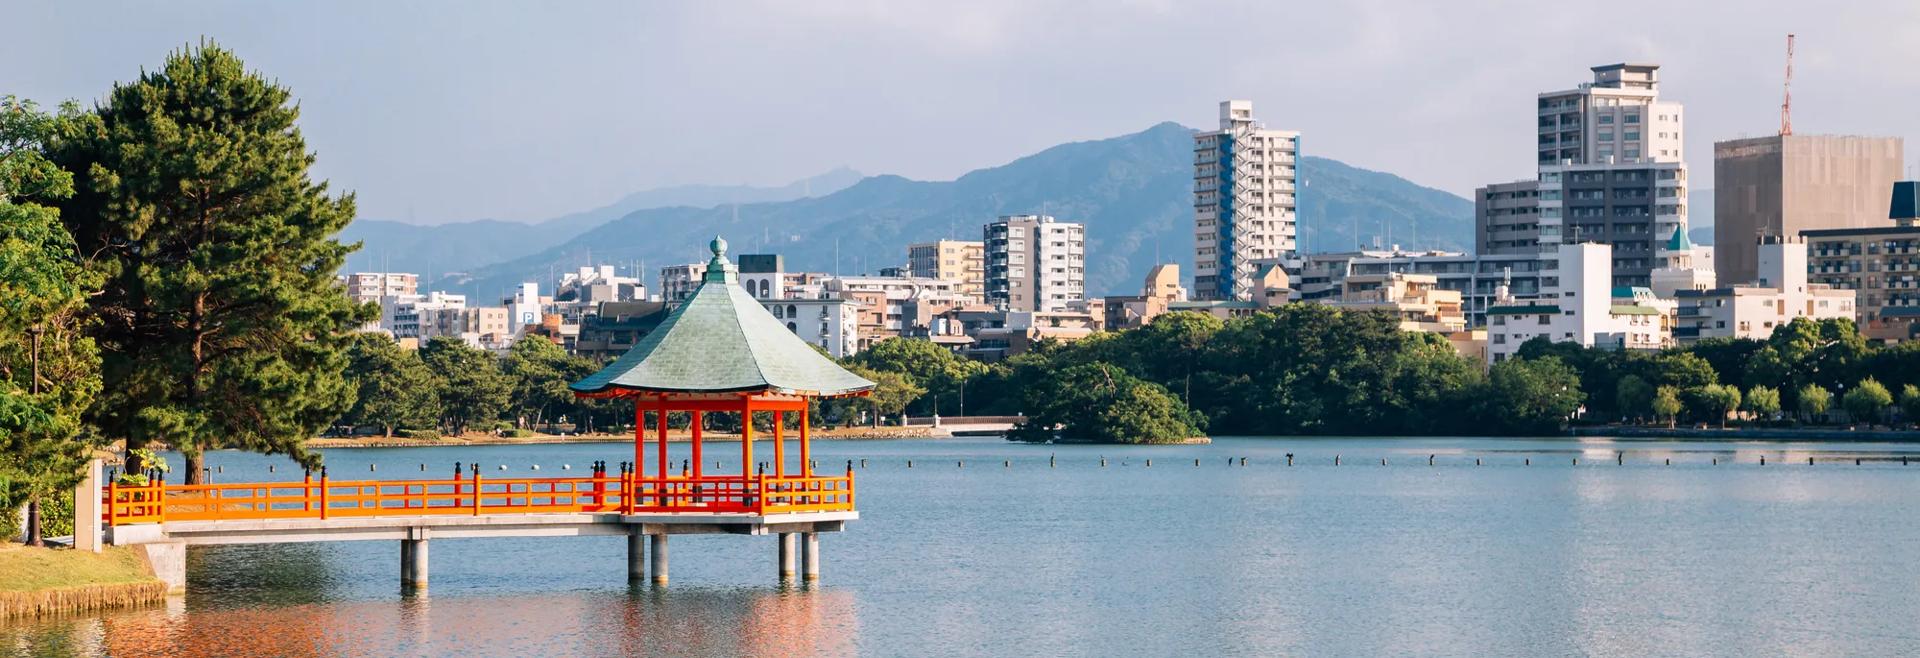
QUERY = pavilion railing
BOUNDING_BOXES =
[102,468,854,526]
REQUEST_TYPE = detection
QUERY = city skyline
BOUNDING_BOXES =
[10,1,1920,225]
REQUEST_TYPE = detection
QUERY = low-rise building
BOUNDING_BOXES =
[1325,272,1467,333]
[1487,243,1674,363]
[659,263,707,302]
[1672,237,1854,342]
[1298,249,1547,328]
[573,301,671,361]
[1103,264,1188,330]
[764,298,861,358]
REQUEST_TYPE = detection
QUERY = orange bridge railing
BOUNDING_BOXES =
[103,463,854,526]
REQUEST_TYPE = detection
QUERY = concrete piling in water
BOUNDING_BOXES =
[269,464,275,473]
[1525,458,1530,466]
[778,532,796,582]
[1145,459,1151,467]
[1857,458,1862,465]
[861,459,868,468]
[1005,460,1011,468]
[1429,455,1434,466]
[1050,455,1056,468]
[370,464,375,472]
[1196,459,1202,467]
[1381,458,1387,466]
[1809,457,1814,465]
[1334,455,1340,466]
[1665,458,1670,465]
[628,529,646,582]
[1572,458,1578,466]
[1617,453,1623,466]
[1475,458,1481,466]
[1761,455,1767,465]
[650,534,669,585]
[907,460,913,468]
[1240,457,1247,467]
[1286,453,1294,467]
[1712,458,1718,465]
[801,532,821,582]
[1100,457,1107,467]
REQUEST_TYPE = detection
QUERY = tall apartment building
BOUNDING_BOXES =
[1536,160,1688,287]
[907,240,986,301]
[1713,134,1905,284]
[984,214,1085,312]
[1535,64,1684,167]
[343,272,420,304]
[659,263,707,302]
[1193,100,1300,301]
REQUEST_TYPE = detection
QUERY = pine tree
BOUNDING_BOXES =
[0,96,103,544]
[342,334,438,437]
[52,44,369,482]
[419,337,512,435]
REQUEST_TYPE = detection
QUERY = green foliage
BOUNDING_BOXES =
[341,333,438,437]
[1796,384,1831,422]
[505,336,596,429]
[1743,385,1781,419]
[838,365,923,427]
[1009,362,1203,444]
[1901,385,1920,425]
[397,429,441,441]
[51,44,370,481]
[1684,384,1741,427]
[1843,377,1893,426]
[1615,375,1654,422]
[847,337,985,415]
[418,337,512,435]
[1652,386,1683,426]
[0,96,103,543]
[1476,357,1584,435]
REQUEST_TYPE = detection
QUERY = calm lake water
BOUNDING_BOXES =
[9,435,1920,657]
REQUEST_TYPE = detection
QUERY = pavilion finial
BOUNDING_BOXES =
[703,235,736,283]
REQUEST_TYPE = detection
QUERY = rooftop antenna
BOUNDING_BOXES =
[1780,34,1795,136]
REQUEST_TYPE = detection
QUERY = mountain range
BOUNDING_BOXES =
[348,122,1477,300]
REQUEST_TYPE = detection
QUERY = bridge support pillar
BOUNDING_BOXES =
[627,528,646,582]
[778,532,796,582]
[401,528,429,589]
[139,542,187,595]
[801,532,820,582]
[649,534,669,585]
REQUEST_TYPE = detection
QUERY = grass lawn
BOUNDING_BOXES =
[0,543,154,593]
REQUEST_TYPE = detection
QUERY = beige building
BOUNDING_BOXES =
[1802,181,1920,340]
[1326,273,1467,333]
[1713,134,1904,284]
[908,240,985,302]
[1104,264,1189,330]
[1675,238,1855,342]
[984,214,1085,312]
[344,272,419,304]
[1536,63,1685,167]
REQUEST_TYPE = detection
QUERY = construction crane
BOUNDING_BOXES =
[1781,33,1795,136]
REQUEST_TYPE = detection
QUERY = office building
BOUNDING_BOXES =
[1194,100,1300,301]
[984,214,1085,312]
[1713,134,1904,284]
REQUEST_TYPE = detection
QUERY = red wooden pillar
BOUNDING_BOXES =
[741,400,754,481]
[632,401,645,479]
[800,404,812,477]
[691,411,704,478]
[773,411,785,477]
[655,402,669,486]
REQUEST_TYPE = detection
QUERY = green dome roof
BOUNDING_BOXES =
[570,237,874,397]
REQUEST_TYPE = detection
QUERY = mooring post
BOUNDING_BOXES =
[801,532,821,582]
[778,532,797,582]
[650,534,669,585]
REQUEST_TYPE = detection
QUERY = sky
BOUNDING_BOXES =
[7,1,1919,225]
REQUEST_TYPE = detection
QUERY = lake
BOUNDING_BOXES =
[8,435,1920,656]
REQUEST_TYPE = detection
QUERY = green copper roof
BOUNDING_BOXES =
[1486,304,1560,316]
[570,237,874,397]
[1666,225,1692,252]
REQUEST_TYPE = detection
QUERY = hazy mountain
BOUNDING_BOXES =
[1689,187,1715,245]
[338,168,865,276]
[434,122,1474,299]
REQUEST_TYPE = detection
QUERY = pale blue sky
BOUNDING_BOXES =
[7,1,1918,224]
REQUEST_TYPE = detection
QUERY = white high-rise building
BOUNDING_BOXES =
[1194,100,1300,301]
[1536,64,1684,167]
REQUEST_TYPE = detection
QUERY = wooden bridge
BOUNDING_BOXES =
[88,460,855,593]
[79,237,874,595]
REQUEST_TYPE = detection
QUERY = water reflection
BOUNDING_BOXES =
[9,586,858,657]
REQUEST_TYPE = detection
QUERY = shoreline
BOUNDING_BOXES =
[0,545,167,619]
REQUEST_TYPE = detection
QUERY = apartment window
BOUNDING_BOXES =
[1625,113,1641,124]
[1599,115,1615,124]
[1624,131,1641,141]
